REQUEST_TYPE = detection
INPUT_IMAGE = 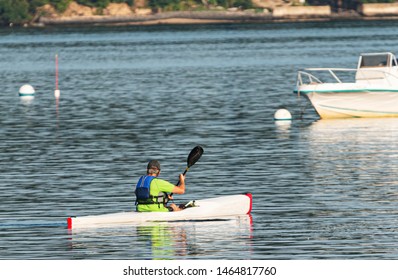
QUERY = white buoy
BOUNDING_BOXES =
[19,84,35,96]
[274,109,292,121]
[19,84,35,104]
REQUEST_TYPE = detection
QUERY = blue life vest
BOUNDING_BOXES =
[135,176,167,206]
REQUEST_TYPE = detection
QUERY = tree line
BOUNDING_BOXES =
[0,0,134,25]
[0,0,395,26]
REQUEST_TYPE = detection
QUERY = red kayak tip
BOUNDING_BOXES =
[67,217,72,230]
[245,193,252,214]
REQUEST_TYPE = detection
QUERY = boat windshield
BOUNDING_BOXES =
[360,54,390,68]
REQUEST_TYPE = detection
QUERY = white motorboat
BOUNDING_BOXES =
[67,193,252,230]
[295,52,398,119]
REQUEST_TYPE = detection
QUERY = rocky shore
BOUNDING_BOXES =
[32,2,398,27]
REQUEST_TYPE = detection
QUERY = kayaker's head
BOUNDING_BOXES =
[147,160,161,176]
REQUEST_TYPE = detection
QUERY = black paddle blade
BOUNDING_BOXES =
[175,146,204,188]
[187,145,204,168]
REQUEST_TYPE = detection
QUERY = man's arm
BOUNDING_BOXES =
[171,174,185,194]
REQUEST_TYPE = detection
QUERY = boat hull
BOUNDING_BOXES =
[299,86,398,119]
[67,193,252,229]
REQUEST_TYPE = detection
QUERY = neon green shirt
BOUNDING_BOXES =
[136,178,174,212]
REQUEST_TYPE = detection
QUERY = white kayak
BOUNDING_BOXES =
[67,193,252,230]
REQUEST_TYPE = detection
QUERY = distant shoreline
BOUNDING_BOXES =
[34,11,398,27]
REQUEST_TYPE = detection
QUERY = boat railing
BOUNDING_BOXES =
[297,67,398,87]
[297,68,357,86]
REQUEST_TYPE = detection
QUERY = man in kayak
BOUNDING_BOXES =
[135,160,186,212]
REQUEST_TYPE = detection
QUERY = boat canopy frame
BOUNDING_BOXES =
[297,52,398,89]
[297,67,398,87]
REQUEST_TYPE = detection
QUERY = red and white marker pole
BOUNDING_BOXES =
[54,54,60,99]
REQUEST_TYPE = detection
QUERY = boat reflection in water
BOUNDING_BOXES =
[68,215,253,259]
[301,118,398,251]
[306,118,398,188]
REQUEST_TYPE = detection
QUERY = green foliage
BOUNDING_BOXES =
[216,0,252,9]
[169,0,195,11]
[148,0,178,10]
[75,0,134,9]
[52,0,73,12]
[0,0,30,24]
[29,0,50,11]
[75,0,136,13]
[0,0,136,25]
[30,0,50,6]
[232,0,252,9]
[76,0,110,9]
[148,0,252,10]
[112,0,134,4]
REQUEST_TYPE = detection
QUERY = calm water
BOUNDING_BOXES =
[1,20,398,259]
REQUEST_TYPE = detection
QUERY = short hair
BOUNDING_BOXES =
[147,160,161,171]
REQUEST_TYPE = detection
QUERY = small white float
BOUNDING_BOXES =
[19,84,35,104]
[274,108,292,121]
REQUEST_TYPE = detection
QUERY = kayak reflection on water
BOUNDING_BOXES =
[66,215,253,259]
[137,223,189,259]
[136,216,253,259]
